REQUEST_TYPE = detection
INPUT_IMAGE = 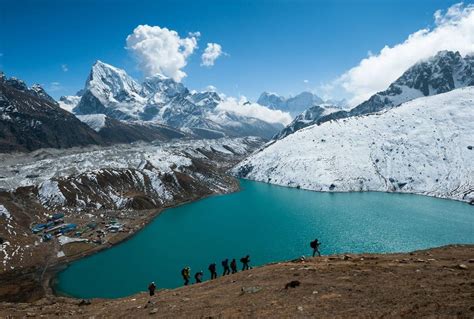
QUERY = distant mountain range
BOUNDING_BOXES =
[0,61,290,152]
[64,61,284,139]
[3,50,472,153]
[0,72,189,152]
[274,51,474,139]
[257,91,346,118]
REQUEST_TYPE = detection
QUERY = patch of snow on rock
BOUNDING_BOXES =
[0,205,11,220]
[38,180,66,207]
[77,114,107,132]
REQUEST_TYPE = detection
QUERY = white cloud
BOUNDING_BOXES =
[216,96,292,125]
[49,82,62,92]
[61,64,68,72]
[205,85,218,92]
[201,43,223,67]
[331,3,474,106]
[126,25,199,82]
[303,79,309,84]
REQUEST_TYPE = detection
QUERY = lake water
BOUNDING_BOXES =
[55,180,474,298]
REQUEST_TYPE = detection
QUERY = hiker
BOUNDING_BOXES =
[194,271,203,283]
[240,255,250,270]
[209,263,217,279]
[310,238,321,257]
[148,282,156,296]
[230,258,238,274]
[181,266,191,285]
[222,258,231,276]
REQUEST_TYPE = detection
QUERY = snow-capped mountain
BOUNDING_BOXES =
[349,50,474,116]
[71,61,284,139]
[0,72,193,152]
[73,61,146,120]
[2,75,57,105]
[257,91,325,117]
[0,73,106,152]
[234,87,474,203]
[274,51,474,139]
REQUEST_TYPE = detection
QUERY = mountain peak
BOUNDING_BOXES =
[30,84,56,103]
[86,60,142,97]
[5,77,28,92]
[432,50,461,60]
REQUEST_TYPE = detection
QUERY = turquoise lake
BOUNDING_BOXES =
[55,180,474,298]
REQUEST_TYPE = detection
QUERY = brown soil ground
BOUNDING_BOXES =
[1,245,473,318]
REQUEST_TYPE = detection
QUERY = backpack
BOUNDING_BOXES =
[310,240,316,249]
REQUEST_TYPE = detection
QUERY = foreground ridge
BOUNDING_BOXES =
[1,245,472,318]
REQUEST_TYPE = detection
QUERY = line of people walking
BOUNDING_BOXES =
[148,238,322,295]
[181,255,251,286]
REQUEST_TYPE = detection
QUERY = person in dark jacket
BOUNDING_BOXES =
[240,255,250,270]
[222,258,231,276]
[148,282,156,296]
[310,239,321,257]
[208,263,217,279]
[181,266,191,285]
[194,271,203,283]
[230,258,238,274]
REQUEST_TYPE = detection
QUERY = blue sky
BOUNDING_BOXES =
[0,0,468,101]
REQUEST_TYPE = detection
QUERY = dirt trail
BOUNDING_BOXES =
[1,245,473,318]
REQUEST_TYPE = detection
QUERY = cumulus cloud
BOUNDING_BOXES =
[61,64,68,72]
[303,79,309,84]
[126,25,199,82]
[216,96,292,125]
[201,43,224,67]
[331,3,474,106]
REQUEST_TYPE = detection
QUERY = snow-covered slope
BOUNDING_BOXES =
[234,87,474,203]
[274,51,474,140]
[72,61,284,138]
[76,114,107,132]
[58,95,81,113]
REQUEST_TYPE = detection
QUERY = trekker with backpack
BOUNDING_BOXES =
[230,258,238,274]
[194,271,203,283]
[181,266,191,285]
[209,263,218,279]
[310,238,321,257]
[148,282,156,296]
[222,258,231,276]
[240,255,250,270]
